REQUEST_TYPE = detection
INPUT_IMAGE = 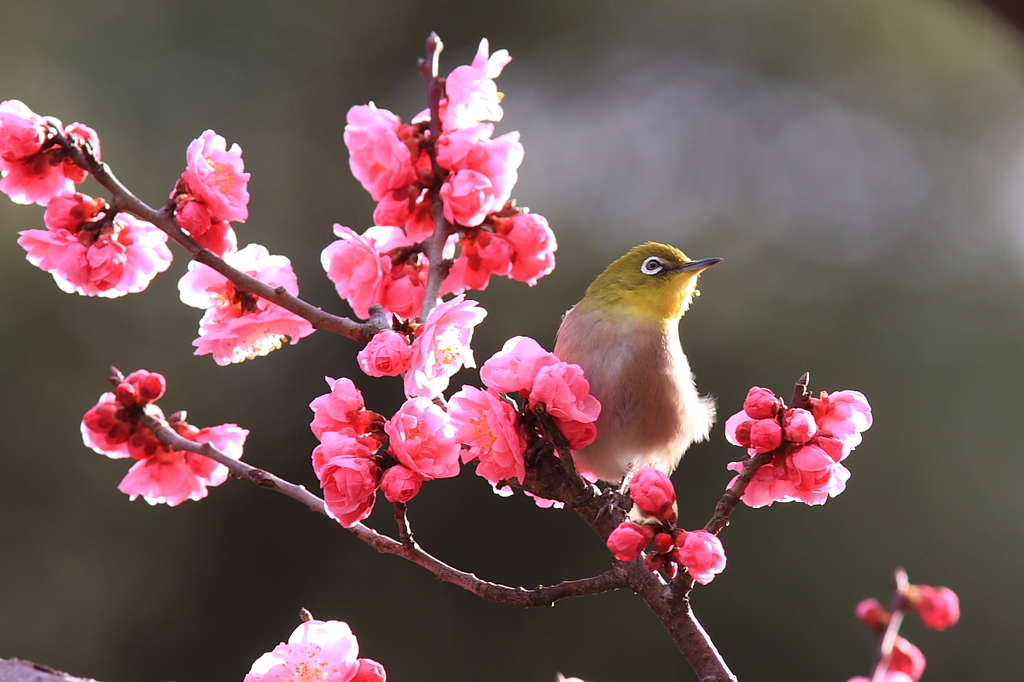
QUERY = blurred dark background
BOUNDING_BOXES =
[2,1,1022,680]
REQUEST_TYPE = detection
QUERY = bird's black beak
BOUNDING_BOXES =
[677,257,723,273]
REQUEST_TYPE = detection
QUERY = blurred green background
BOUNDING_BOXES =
[1,1,1022,680]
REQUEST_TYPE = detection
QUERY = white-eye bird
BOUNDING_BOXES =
[553,243,720,483]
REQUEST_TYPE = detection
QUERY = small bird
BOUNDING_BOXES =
[554,243,720,483]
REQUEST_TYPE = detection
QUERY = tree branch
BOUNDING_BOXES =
[136,413,630,608]
[56,135,387,343]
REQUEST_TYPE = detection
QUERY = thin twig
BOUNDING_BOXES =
[136,413,629,608]
[871,567,909,682]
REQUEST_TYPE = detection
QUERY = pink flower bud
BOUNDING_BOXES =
[890,637,926,682]
[743,387,780,419]
[318,455,380,528]
[115,382,138,407]
[630,466,677,523]
[783,408,817,445]
[651,532,674,555]
[855,597,890,632]
[605,522,654,561]
[748,418,782,453]
[351,658,387,682]
[358,329,413,378]
[380,465,423,503]
[673,530,727,585]
[908,585,959,631]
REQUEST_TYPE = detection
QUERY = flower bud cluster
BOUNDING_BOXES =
[850,583,959,682]
[81,369,247,506]
[605,467,727,585]
[244,618,386,682]
[324,39,556,322]
[725,386,872,507]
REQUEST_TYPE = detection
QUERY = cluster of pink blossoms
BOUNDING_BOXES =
[0,99,98,205]
[324,38,557,321]
[244,618,385,682]
[605,467,727,584]
[724,386,872,507]
[170,129,250,257]
[178,244,315,365]
[310,334,602,525]
[849,584,959,682]
[4,100,176,297]
[81,369,247,506]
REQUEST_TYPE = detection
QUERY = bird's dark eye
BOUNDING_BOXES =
[640,256,665,275]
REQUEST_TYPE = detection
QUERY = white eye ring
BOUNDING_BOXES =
[641,256,665,275]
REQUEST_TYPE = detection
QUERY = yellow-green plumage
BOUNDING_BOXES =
[554,243,719,483]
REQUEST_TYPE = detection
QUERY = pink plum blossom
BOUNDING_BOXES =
[117,423,247,506]
[43,192,106,231]
[244,619,384,682]
[437,127,523,227]
[404,295,487,398]
[181,129,250,223]
[309,377,385,449]
[673,530,727,585]
[889,637,926,682]
[379,465,423,503]
[178,243,314,365]
[0,99,74,205]
[441,38,511,131]
[529,361,601,424]
[908,585,960,631]
[318,452,380,528]
[384,397,460,480]
[174,198,236,256]
[743,386,780,419]
[344,103,417,201]
[357,329,413,377]
[441,230,513,293]
[313,431,374,474]
[322,225,389,319]
[811,390,872,455]
[855,597,890,631]
[449,385,525,484]
[503,212,557,285]
[18,211,173,297]
[479,336,559,394]
[748,418,782,454]
[783,408,817,445]
[629,466,677,523]
[606,522,655,562]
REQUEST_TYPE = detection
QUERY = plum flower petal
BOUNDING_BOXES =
[404,295,487,399]
[449,385,525,484]
[19,212,172,297]
[479,336,559,394]
[243,619,366,682]
[182,129,250,223]
[344,103,417,202]
[673,530,727,585]
[179,243,314,365]
[358,329,413,378]
[384,397,460,480]
[442,38,512,131]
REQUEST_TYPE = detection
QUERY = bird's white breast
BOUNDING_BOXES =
[554,306,714,482]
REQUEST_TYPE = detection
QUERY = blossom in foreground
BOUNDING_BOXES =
[379,464,423,503]
[725,386,871,507]
[404,295,487,398]
[18,204,172,297]
[605,522,655,562]
[437,125,523,228]
[178,243,314,365]
[244,618,385,682]
[81,370,247,505]
[308,377,384,449]
[316,438,380,528]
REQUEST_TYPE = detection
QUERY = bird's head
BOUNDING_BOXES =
[580,243,721,322]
